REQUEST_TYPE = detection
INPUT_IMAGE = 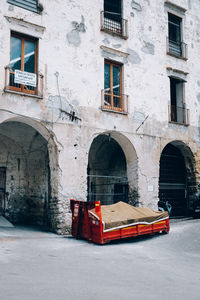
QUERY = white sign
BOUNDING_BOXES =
[147,184,154,192]
[14,70,36,87]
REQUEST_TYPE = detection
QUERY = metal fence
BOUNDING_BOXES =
[87,174,129,205]
[101,90,128,114]
[4,66,44,98]
[100,11,128,39]
[168,105,189,125]
[166,37,188,59]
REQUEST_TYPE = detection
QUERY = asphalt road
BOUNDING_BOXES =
[0,219,200,300]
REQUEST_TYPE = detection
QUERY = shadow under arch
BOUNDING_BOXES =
[0,116,59,231]
[2,116,54,142]
[159,140,196,217]
[87,131,138,205]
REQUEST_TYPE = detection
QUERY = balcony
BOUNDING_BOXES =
[101,89,128,114]
[4,66,44,98]
[100,11,128,39]
[166,37,188,60]
[169,105,189,125]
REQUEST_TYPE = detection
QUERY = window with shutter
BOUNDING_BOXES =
[7,0,40,14]
[167,12,187,59]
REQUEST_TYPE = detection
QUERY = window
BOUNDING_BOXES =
[104,0,122,26]
[9,32,38,95]
[101,0,128,39]
[104,60,122,110]
[102,60,128,113]
[7,0,41,14]
[167,13,187,59]
[169,77,189,125]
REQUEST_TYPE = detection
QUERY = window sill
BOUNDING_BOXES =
[101,107,128,115]
[169,121,189,126]
[100,28,128,40]
[4,89,43,99]
[167,52,188,61]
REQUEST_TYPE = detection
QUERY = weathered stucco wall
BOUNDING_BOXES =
[0,0,200,233]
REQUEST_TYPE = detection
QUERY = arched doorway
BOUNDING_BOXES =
[87,133,138,205]
[159,142,196,217]
[0,120,52,227]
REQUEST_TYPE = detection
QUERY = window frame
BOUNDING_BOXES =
[9,32,38,95]
[104,59,123,112]
[101,0,128,39]
[7,0,40,14]
[169,76,188,125]
[168,12,182,53]
[167,11,187,60]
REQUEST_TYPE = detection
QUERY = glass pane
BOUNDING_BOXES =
[24,40,35,73]
[169,23,180,43]
[104,63,110,93]
[104,94,111,106]
[113,65,120,95]
[113,96,121,108]
[10,36,21,70]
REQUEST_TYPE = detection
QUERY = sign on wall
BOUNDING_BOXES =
[14,70,36,87]
[147,184,154,192]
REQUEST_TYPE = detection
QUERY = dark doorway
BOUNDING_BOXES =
[0,167,6,215]
[169,77,185,124]
[159,144,187,216]
[87,134,128,205]
[0,122,50,226]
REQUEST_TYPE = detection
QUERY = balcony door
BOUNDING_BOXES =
[104,60,122,111]
[170,77,184,123]
[104,0,122,34]
[9,32,38,95]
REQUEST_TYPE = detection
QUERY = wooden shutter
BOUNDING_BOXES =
[7,0,39,13]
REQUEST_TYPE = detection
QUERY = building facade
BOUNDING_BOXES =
[0,0,200,233]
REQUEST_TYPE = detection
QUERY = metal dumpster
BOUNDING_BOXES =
[70,199,170,244]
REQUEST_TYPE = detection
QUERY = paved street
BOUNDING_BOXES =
[0,219,200,300]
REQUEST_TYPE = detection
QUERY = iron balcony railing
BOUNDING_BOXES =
[4,66,44,98]
[166,37,188,60]
[169,105,189,125]
[101,89,128,114]
[100,11,128,39]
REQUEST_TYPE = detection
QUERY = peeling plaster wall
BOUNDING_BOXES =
[1,0,200,232]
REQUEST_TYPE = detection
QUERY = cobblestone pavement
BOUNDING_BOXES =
[0,219,200,300]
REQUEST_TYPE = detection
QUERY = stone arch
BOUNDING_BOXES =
[87,131,138,205]
[159,140,196,216]
[0,116,60,231]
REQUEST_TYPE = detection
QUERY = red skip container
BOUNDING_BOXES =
[70,199,170,244]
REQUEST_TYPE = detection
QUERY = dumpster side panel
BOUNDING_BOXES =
[88,214,103,244]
